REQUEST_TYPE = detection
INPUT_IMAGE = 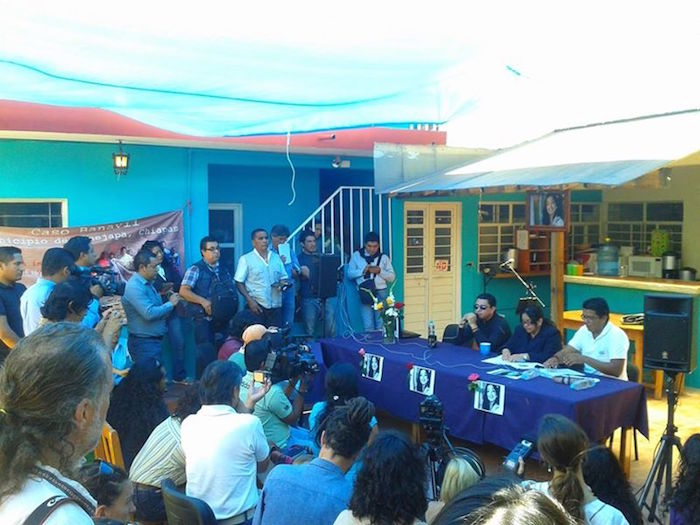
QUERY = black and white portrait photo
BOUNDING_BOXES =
[361,353,384,382]
[474,380,505,415]
[409,366,435,396]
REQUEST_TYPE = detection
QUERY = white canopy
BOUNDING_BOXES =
[380,110,700,195]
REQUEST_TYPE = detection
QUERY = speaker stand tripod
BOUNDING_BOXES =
[637,371,683,523]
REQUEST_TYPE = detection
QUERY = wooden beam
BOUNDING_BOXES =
[550,231,565,325]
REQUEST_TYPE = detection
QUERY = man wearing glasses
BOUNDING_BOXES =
[458,293,511,352]
[544,297,628,379]
[180,236,237,376]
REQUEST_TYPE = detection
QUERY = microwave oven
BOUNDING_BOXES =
[628,256,662,278]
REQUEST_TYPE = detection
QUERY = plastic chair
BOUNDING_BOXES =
[93,422,126,470]
[607,363,639,460]
[161,478,217,525]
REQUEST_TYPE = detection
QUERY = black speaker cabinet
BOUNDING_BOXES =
[318,254,341,299]
[643,294,695,373]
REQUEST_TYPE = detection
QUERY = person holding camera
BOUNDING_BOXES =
[241,337,314,452]
[235,229,289,328]
[180,236,238,377]
[269,224,300,329]
[347,232,395,332]
[122,250,180,363]
[64,236,104,328]
[142,240,187,382]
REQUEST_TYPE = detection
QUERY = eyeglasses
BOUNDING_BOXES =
[474,304,490,311]
[521,319,535,326]
[203,247,220,252]
[581,314,599,321]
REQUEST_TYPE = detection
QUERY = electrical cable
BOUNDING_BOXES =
[286,130,297,206]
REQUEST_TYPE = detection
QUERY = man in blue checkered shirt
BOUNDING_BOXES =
[179,236,236,376]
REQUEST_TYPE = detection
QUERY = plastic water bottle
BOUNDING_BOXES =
[427,321,437,348]
[597,238,619,276]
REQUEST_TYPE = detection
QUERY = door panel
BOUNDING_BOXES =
[403,202,461,337]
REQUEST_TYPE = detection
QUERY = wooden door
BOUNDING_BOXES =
[403,202,461,337]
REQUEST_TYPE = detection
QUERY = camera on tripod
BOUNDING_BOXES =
[419,395,445,447]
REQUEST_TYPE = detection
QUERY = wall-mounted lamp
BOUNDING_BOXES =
[332,156,351,169]
[113,140,130,176]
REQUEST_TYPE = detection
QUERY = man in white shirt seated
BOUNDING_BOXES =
[544,297,628,380]
[181,360,270,524]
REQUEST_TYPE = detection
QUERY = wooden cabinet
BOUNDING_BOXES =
[516,230,551,274]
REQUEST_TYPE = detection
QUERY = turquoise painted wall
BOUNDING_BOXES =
[208,164,321,246]
[0,139,374,264]
[566,283,700,387]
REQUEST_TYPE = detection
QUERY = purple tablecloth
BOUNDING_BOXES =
[321,337,649,451]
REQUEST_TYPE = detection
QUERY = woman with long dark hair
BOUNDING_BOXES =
[106,358,169,469]
[501,305,561,363]
[335,430,427,525]
[582,446,642,525]
[309,363,378,480]
[541,193,565,227]
[522,414,628,525]
[670,433,700,525]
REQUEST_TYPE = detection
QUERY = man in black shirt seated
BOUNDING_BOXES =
[458,293,511,352]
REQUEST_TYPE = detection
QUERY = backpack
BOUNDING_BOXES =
[210,275,239,323]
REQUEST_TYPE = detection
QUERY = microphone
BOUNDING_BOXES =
[499,258,515,269]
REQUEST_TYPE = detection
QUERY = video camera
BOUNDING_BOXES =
[71,265,125,296]
[419,395,445,447]
[245,327,319,383]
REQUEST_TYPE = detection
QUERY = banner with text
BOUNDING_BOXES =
[0,210,184,286]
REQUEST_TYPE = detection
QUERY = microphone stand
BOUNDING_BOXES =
[501,262,546,309]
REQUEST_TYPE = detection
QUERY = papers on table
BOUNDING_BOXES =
[482,355,586,378]
[482,355,542,370]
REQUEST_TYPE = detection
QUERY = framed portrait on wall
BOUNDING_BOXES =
[527,190,569,231]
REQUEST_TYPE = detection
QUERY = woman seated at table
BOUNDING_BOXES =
[501,305,561,363]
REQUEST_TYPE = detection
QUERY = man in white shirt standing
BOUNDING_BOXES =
[20,247,74,335]
[544,297,629,380]
[235,229,288,328]
[181,360,270,525]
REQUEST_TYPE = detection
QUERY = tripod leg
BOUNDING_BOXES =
[639,438,667,511]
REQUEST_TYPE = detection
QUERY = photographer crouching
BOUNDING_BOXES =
[240,328,319,453]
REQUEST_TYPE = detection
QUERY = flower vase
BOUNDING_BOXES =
[382,318,397,344]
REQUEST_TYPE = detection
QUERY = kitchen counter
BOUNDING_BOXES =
[563,275,700,295]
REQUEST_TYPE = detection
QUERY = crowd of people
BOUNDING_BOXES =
[0,231,697,525]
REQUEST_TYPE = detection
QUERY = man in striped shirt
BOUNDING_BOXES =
[129,384,201,522]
